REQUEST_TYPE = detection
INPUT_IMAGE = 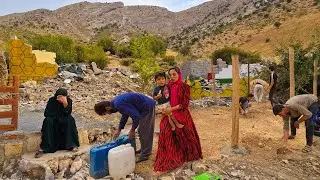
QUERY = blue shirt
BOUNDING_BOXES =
[111,93,156,130]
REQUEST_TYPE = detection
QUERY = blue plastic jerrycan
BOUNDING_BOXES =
[89,134,136,178]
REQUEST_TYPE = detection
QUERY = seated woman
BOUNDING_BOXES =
[35,88,79,158]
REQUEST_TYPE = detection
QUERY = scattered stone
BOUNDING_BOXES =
[47,159,59,174]
[191,161,207,174]
[70,156,83,174]
[282,159,289,164]
[19,160,46,179]
[91,62,103,75]
[160,176,174,180]
[64,79,72,84]
[55,169,66,179]
[58,158,73,172]
[183,169,195,177]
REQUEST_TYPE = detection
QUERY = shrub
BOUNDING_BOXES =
[86,45,108,69]
[120,58,134,66]
[31,35,76,64]
[115,44,132,58]
[179,45,191,56]
[97,37,115,54]
[74,45,87,63]
[162,55,177,66]
[274,21,282,28]
[265,37,271,43]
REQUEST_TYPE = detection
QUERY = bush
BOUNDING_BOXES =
[265,37,271,43]
[274,21,282,28]
[74,45,87,63]
[162,56,177,66]
[120,58,134,66]
[86,45,108,69]
[211,47,261,65]
[115,44,132,58]
[179,45,191,56]
[97,37,115,54]
[31,35,76,64]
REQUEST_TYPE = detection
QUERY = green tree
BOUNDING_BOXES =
[211,47,261,65]
[130,36,160,90]
[130,35,166,58]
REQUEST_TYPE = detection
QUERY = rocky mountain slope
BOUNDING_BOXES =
[0,0,263,43]
[0,0,319,58]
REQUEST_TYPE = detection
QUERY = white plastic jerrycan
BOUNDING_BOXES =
[108,143,135,179]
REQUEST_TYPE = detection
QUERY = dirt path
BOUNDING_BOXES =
[135,101,320,179]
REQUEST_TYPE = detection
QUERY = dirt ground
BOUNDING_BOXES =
[134,100,320,179]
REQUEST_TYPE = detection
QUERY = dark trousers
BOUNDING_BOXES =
[290,102,319,146]
[138,106,155,158]
[269,87,276,106]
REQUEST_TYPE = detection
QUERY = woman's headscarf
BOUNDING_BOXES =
[54,88,68,98]
[168,67,184,106]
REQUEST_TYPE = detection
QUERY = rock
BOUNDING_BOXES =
[58,158,73,171]
[70,156,83,174]
[282,159,289,164]
[183,169,195,177]
[64,79,72,84]
[175,176,189,180]
[19,160,46,179]
[86,176,95,180]
[47,159,59,174]
[231,170,239,177]
[258,142,265,148]
[60,70,78,79]
[70,171,85,180]
[160,176,174,180]
[191,161,207,174]
[55,169,66,179]
[22,80,37,88]
[91,62,103,75]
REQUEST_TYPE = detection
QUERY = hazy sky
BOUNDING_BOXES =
[0,0,211,16]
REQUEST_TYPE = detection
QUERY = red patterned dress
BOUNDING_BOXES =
[154,72,203,172]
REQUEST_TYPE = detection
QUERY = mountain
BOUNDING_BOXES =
[0,0,319,58]
[0,0,261,42]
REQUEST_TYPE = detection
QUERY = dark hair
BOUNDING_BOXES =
[269,66,275,71]
[154,72,166,80]
[94,101,111,115]
[168,66,180,73]
[272,104,284,115]
[248,93,254,98]
[55,88,68,97]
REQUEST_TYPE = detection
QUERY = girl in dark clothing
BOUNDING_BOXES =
[35,88,79,158]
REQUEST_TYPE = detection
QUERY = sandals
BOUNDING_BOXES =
[136,156,149,163]
[34,150,44,158]
[288,135,296,139]
[302,145,312,153]
[71,147,79,152]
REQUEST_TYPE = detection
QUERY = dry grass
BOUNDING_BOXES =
[134,100,315,178]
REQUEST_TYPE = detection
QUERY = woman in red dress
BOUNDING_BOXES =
[153,67,203,176]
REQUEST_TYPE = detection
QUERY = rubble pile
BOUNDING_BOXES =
[190,97,231,108]
[19,63,141,121]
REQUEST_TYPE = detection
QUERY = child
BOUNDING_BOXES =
[239,93,254,115]
[153,72,184,131]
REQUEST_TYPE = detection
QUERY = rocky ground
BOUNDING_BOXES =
[2,64,320,179]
